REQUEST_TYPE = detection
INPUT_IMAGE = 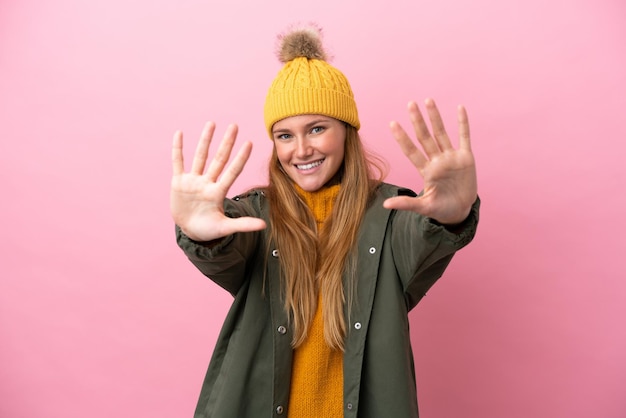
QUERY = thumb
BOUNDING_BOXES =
[383,196,428,214]
[222,217,267,236]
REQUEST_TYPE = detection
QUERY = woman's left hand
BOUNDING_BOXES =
[383,99,478,226]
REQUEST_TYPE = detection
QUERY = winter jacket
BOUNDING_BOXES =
[176,182,480,418]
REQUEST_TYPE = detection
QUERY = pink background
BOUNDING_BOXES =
[1,0,625,417]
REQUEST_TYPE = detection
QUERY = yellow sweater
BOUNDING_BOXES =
[288,184,343,418]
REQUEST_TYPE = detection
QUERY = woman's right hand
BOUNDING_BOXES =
[170,122,267,242]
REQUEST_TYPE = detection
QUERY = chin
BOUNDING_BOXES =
[296,180,324,192]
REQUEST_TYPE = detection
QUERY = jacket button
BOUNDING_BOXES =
[276,405,284,414]
[277,325,287,334]
[347,402,353,410]
[368,247,376,254]
[272,249,279,257]
[354,322,362,330]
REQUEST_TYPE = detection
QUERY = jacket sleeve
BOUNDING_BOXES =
[390,194,480,310]
[175,192,265,296]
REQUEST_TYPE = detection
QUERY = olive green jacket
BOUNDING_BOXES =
[176,183,480,418]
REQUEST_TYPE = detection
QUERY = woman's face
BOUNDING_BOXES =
[272,114,346,192]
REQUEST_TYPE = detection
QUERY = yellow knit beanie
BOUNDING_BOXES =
[263,25,360,138]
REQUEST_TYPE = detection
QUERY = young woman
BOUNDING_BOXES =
[171,25,479,418]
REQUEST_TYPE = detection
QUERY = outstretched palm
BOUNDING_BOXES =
[384,99,478,225]
[170,122,266,242]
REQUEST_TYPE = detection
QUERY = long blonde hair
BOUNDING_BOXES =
[266,125,386,351]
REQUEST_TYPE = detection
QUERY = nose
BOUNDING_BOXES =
[294,136,313,159]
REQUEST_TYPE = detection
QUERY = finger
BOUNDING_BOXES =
[425,98,453,151]
[408,101,441,157]
[458,105,472,151]
[383,196,428,214]
[172,131,184,175]
[205,124,239,182]
[389,120,427,170]
[191,122,216,175]
[221,217,267,236]
[217,140,253,191]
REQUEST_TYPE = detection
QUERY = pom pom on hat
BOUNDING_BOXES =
[264,24,360,138]
[276,24,328,63]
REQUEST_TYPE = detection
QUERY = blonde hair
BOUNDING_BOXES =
[266,125,386,351]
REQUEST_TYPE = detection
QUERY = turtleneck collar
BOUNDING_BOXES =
[294,183,341,230]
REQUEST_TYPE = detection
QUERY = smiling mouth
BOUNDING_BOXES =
[295,159,324,170]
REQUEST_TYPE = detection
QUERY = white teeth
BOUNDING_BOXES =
[296,160,323,170]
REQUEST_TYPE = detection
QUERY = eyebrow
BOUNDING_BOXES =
[272,117,332,134]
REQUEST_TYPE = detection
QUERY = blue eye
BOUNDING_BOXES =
[311,126,324,134]
[276,133,291,140]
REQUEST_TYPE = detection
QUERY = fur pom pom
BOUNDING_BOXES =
[276,23,329,63]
